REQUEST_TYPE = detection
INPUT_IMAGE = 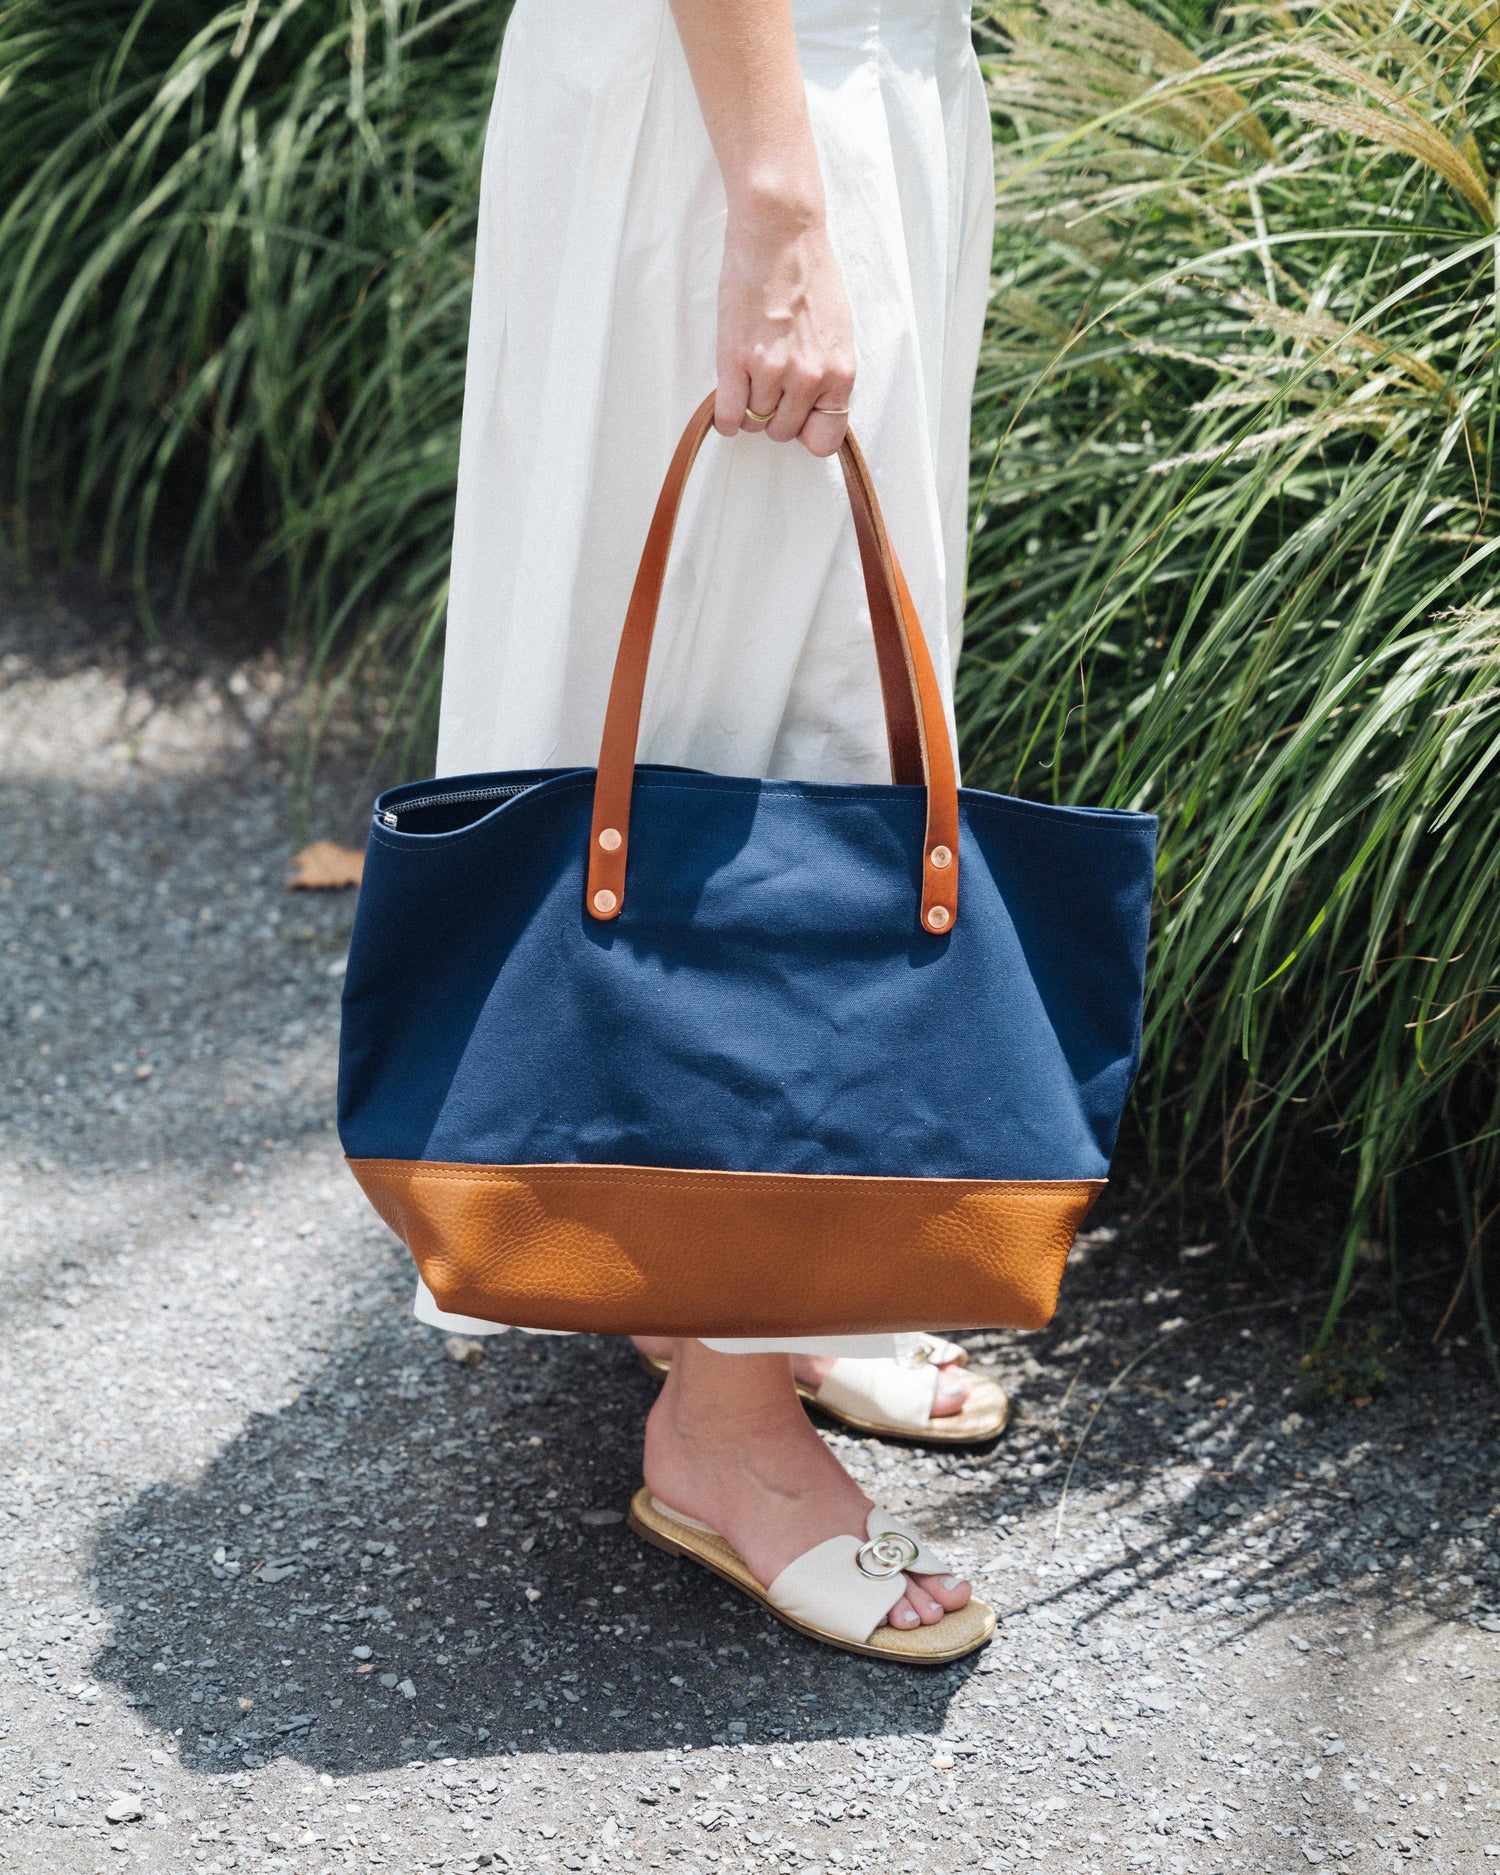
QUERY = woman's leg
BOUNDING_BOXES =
[632,1334,975,1418]
[642,1337,972,1629]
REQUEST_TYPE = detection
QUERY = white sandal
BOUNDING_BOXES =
[629,1487,995,1664]
[637,1333,1010,1445]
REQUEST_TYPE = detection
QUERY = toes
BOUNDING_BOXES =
[910,1569,972,1613]
[928,1366,973,1419]
[898,1580,948,1625]
[881,1575,972,1628]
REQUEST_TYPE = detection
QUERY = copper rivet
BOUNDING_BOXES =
[598,827,622,852]
[930,845,952,869]
[927,904,951,931]
[592,889,618,915]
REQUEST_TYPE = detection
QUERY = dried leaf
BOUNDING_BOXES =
[288,841,364,890]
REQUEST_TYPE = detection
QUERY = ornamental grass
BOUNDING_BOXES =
[0,0,501,741]
[970,0,1500,1359]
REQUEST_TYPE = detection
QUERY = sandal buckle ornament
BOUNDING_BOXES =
[855,1530,921,1579]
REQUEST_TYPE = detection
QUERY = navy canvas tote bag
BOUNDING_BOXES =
[338,395,1157,1338]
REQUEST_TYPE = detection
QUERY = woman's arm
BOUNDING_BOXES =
[668,0,854,457]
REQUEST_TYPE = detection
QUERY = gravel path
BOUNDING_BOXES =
[3,581,1499,1875]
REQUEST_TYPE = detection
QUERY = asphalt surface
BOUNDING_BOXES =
[2,578,1499,1875]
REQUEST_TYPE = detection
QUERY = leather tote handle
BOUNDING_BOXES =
[586,393,960,934]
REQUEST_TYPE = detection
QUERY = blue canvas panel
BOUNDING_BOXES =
[337,767,1156,1184]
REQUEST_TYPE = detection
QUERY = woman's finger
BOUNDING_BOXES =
[741,365,782,435]
[715,367,750,437]
[796,356,854,455]
[798,406,850,458]
[766,363,818,443]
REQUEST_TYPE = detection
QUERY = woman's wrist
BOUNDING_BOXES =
[726,169,827,235]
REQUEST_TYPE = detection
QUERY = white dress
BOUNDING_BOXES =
[424,0,995,1356]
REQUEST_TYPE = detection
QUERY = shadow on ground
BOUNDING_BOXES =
[86,1214,1500,1783]
[87,1313,988,1772]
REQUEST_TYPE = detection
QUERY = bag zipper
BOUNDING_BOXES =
[378,781,534,830]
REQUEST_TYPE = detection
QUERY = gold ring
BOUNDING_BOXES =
[812,404,850,415]
[745,407,776,424]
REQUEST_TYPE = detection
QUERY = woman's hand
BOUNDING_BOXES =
[715,201,854,458]
[668,0,855,458]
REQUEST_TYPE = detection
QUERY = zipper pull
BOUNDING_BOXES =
[379,809,398,829]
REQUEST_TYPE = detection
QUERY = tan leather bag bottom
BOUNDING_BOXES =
[347,1159,1102,1338]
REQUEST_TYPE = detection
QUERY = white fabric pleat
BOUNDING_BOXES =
[425,0,995,1354]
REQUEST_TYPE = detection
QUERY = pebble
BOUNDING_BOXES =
[104,1796,144,1823]
[445,1337,486,1366]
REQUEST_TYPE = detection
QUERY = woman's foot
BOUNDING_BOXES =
[642,1340,972,1632]
[632,1335,974,1419]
